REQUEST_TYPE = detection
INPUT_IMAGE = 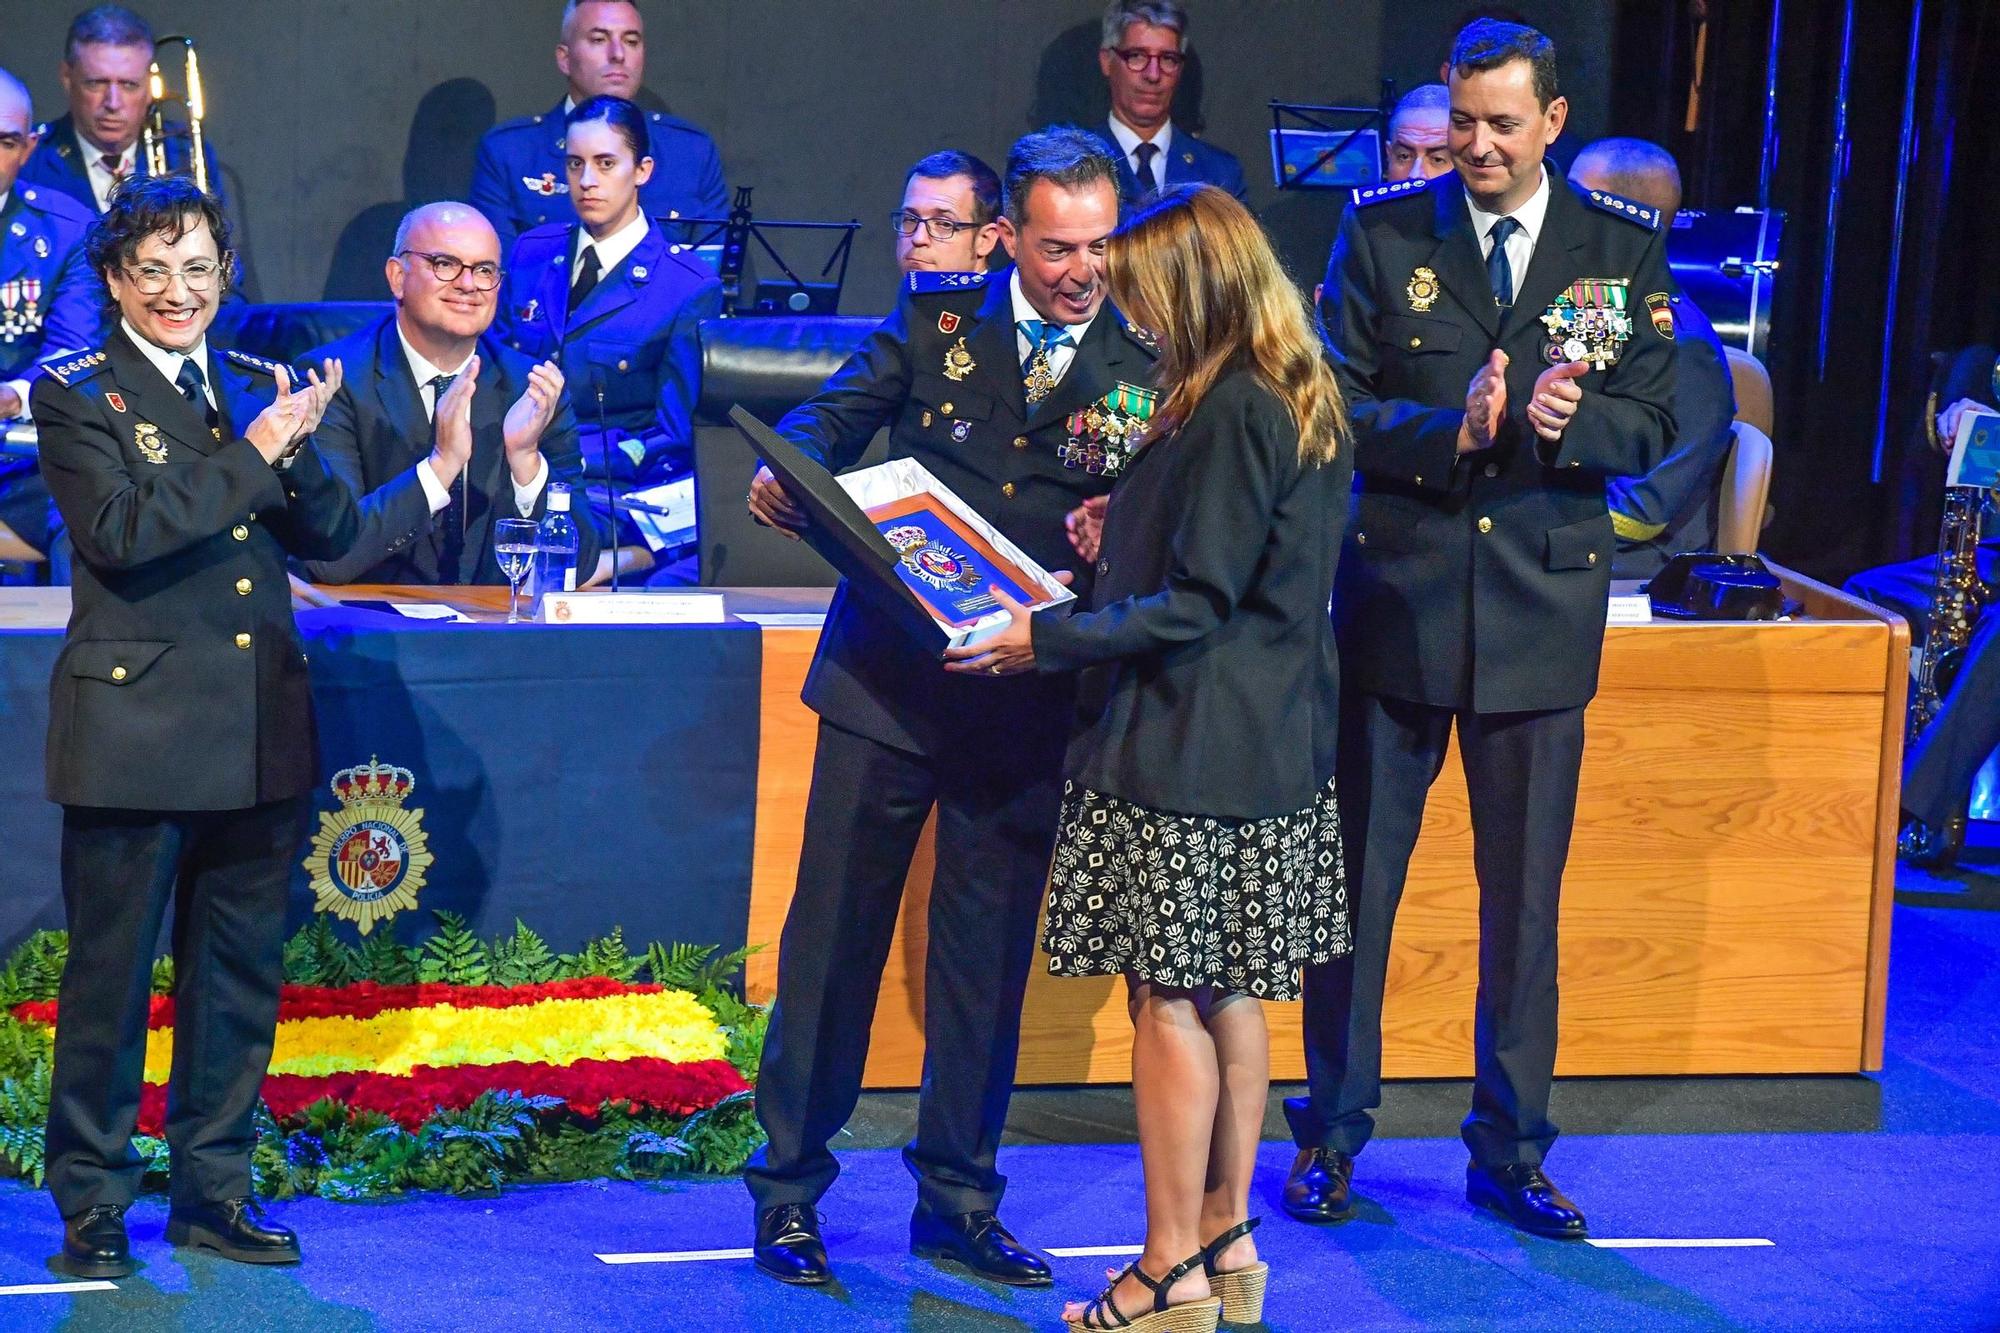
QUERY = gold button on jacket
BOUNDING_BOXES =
[234,632,252,649]
[1477,516,1493,534]
[235,578,253,595]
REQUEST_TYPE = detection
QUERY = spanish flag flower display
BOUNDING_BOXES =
[0,916,767,1200]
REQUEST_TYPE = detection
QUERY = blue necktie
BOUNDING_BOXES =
[1486,215,1521,307]
[175,357,217,430]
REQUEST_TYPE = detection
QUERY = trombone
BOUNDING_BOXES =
[141,36,207,195]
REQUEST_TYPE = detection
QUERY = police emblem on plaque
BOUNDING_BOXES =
[884,523,982,591]
[303,756,435,935]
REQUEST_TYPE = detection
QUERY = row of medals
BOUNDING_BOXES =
[939,333,1158,479]
[1407,265,1633,369]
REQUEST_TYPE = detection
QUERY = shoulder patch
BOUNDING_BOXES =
[1581,188,1662,231]
[44,349,108,387]
[1351,175,1433,207]
[1123,319,1159,354]
[222,348,284,377]
[906,270,990,295]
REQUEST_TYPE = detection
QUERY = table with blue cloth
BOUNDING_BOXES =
[0,586,776,957]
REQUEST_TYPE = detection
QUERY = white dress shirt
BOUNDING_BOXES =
[1465,165,1552,303]
[398,325,548,516]
[571,209,650,283]
[83,140,137,212]
[1107,113,1175,188]
[1009,269,1096,389]
[122,317,214,410]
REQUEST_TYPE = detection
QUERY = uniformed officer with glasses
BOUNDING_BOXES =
[1088,1,1247,203]
[892,150,1003,280]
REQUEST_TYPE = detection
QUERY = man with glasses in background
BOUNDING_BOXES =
[296,201,600,586]
[1088,0,1246,203]
[894,150,1003,279]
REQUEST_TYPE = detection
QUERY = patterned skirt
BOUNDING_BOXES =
[1041,776,1349,1002]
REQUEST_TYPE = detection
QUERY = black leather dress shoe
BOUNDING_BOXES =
[754,1203,831,1285]
[59,1204,134,1279]
[1466,1163,1589,1239]
[1283,1146,1357,1223]
[910,1207,1051,1286]
[166,1197,301,1264]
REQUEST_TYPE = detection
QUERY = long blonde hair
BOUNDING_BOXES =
[1103,185,1346,464]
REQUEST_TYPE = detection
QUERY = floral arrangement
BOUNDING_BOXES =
[0,915,768,1200]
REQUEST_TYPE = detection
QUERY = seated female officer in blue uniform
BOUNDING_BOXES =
[496,96,722,487]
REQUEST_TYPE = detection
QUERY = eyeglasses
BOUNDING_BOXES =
[889,211,982,241]
[122,258,226,295]
[1113,47,1186,74]
[398,250,503,291]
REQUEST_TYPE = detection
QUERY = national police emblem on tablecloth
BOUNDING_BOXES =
[304,756,435,935]
[1538,278,1633,370]
[1061,381,1158,477]
[884,524,982,592]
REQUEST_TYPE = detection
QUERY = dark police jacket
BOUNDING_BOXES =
[496,220,722,482]
[1034,370,1351,820]
[31,329,359,810]
[1322,170,1676,714]
[778,267,1157,756]
[1608,293,1736,578]
[0,184,102,384]
[22,114,230,216]
[470,101,728,258]
[299,316,602,585]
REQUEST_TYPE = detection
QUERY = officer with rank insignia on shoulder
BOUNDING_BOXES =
[0,65,103,571]
[30,175,357,1280]
[741,126,1157,1291]
[471,0,729,259]
[1286,19,1675,1242]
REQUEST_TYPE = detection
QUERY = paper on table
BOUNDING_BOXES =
[1607,594,1653,625]
[390,603,473,623]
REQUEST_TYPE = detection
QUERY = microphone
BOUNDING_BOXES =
[592,367,620,590]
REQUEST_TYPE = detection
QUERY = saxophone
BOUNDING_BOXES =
[1898,481,1990,865]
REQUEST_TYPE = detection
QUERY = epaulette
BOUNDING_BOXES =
[43,349,108,386]
[19,185,95,224]
[646,110,711,140]
[1581,187,1662,231]
[1351,176,1432,207]
[221,348,285,377]
[906,270,990,295]
[491,112,545,134]
[1122,318,1159,354]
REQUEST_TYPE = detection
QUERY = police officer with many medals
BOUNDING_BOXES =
[1287,20,1676,1240]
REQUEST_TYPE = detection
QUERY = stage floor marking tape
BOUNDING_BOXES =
[1586,1238,1775,1249]
[1047,1245,1146,1258]
[0,1281,119,1296]
[596,1248,755,1265]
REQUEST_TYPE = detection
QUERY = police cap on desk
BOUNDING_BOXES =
[1646,552,1799,621]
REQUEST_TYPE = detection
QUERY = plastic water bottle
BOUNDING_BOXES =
[530,483,579,614]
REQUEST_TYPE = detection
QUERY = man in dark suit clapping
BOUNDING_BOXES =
[301,202,602,587]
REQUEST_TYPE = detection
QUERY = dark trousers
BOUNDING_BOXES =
[745,716,1066,1217]
[1285,691,1585,1169]
[1905,612,2000,827]
[46,797,309,1217]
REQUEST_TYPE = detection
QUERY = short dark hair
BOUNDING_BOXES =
[1449,18,1559,108]
[567,95,649,164]
[86,175,231,312]
[1003,126,1120,229]
[906,150,1001,227]
[65,4,152,62]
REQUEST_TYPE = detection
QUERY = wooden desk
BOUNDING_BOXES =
[743,571,1908,1084]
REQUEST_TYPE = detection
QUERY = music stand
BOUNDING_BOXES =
[1269,81,1397,190]
[670,186,861,317]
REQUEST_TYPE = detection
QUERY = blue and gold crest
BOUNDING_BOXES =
[303,757,435,935]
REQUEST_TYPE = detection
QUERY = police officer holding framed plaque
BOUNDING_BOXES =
[1286,19,1675,1240]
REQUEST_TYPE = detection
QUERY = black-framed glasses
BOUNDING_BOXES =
[123,257,228,295]
[889,211,981,241]
[397,250,503,290]
[1113,47,1185,74]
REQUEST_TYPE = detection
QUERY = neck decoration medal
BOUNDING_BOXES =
[1061,382,1158,477]
[1539,278,1632,371]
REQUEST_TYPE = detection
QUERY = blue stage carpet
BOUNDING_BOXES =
[1,839,1995,1331]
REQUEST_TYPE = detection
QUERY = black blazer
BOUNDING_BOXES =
[1033,371,1351,820]
[32,327,358,810]
[299,316,601,585]
[779,267,1156,756]
[1321,171,1676,714]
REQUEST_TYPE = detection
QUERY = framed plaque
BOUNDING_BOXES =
[730,406,1075,648]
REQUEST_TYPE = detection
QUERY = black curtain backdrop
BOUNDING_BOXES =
[1615,0,2000,582]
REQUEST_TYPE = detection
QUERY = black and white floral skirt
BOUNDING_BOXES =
[1041,776,1349,1002]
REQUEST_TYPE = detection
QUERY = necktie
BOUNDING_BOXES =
[1486,215,1521,307]
[1134,142,1160,196]
[569,246,603,313]
[429,372,467,583]
[100,153,128,182]
[175,357,217,430]
[1018,320,1074,404]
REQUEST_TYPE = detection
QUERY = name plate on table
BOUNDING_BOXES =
[731,406,1075,649]
[535,590,727,624]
